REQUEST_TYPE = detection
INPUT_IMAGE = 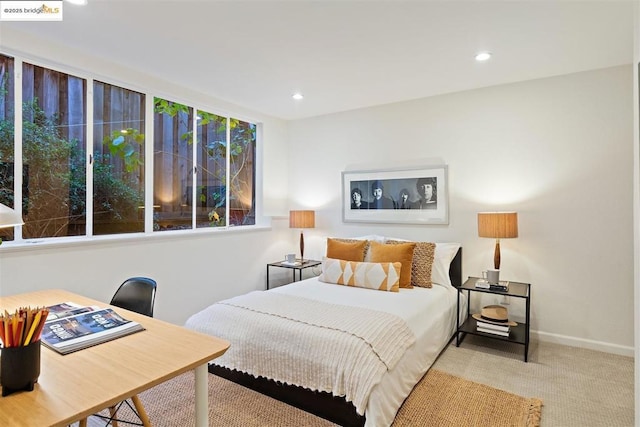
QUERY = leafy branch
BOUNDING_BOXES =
[102,128,144,173]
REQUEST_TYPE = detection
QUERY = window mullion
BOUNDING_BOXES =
[144,94,154,233]
[14,59,23,242]
[192,112,198,230]
[226,117,231,227]
[86,78,94,237]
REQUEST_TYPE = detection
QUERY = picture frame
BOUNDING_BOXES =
[342,165,449,225]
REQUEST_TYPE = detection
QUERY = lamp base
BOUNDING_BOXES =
[299,231,305,264]
[494,240,501,270]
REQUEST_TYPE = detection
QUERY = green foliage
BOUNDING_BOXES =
[92,154,143,220]
[102,128,144,173]
[154,98,196,144]
[0,115,15,207]
[208,209,223,226]
[0,99,143,237]
[20,100,84,237]
[154,98,190,116]
[154,97,255,227]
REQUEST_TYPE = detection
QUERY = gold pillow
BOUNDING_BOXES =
[318,257,401,292]
[326,238,368,262]
[386,240,436,288]
[369,241,416,288]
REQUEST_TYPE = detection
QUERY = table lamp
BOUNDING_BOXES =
[477,212,518,270]
[289,210,315,263]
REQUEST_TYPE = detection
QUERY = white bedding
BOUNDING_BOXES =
[186,277,467,427]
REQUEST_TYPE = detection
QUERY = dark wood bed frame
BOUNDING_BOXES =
[209,248,462,427]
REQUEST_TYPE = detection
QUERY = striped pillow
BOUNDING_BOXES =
[318,257,401,292]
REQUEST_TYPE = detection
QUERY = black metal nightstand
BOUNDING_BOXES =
[266,259,321,290]
[456,276,531,362]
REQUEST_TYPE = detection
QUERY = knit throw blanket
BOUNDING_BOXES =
[186,291,416,415]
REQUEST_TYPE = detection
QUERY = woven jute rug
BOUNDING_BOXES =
[392,369,542,427]
[89,369,542,427]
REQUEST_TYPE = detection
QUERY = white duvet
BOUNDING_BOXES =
[187,278,466,427]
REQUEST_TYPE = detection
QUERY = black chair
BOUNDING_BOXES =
[110,277,157,318]
[94,277,157,427]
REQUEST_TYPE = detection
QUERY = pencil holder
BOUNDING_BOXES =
[1,340,41,397]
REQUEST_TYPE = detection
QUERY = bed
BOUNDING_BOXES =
[185,238,465,427]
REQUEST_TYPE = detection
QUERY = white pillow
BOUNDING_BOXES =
[383,237,460,288]
[431,242,461,287]
[352,234,386,243]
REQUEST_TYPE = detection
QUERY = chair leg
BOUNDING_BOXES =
[131,395,151,427]
[108,405,120,427]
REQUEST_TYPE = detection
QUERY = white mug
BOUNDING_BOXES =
[482,269,500,284]
[285,253,296,263]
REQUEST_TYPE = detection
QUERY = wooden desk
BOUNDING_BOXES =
[0,289,230,427]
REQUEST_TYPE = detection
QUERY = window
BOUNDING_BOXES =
[0,52,258,243]
[195,113,256,228]
[228,118,256,226]
[0,54,15,242]
[154,102,257,230]
[93,81,145,235]
[153,98,194,231]
[21,62,87,239]
[196,109,227,228]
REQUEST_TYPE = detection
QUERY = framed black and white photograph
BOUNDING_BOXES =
[342,165,448,224]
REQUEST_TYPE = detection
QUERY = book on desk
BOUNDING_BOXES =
[41,302,144,355]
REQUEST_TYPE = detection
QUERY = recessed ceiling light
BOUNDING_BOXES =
[66,0,88,5]
[292,93,304,100]
[475,52,492,61]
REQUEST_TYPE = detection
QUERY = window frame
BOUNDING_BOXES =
[0,51,262,248]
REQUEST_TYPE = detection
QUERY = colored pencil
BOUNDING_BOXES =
[0,307,48,347]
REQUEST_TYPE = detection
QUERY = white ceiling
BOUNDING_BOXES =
[4,0,634,120]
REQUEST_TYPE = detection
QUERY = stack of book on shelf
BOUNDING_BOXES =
[476,319,510,337]
[472,304,516,338]
[40,302,145,355]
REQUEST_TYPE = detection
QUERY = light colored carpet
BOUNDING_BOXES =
[82,338,633,427]
[434,336,634,427]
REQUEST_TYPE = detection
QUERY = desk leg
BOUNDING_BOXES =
[195,364,208,427]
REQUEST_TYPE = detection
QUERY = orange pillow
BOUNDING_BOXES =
[326,238,368,262]
[369,241,416,288]
[386,240,436,288]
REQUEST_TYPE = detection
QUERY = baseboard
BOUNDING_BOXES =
[533,330,634,357]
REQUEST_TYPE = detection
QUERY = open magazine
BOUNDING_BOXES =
[41,302,145,355]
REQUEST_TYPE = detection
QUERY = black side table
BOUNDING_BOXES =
[266,259,321,290]
[456,276,531,362]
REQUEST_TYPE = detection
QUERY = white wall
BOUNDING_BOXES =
[0,28,297,326]
[288,65,634,355]
[0,27,634,356]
